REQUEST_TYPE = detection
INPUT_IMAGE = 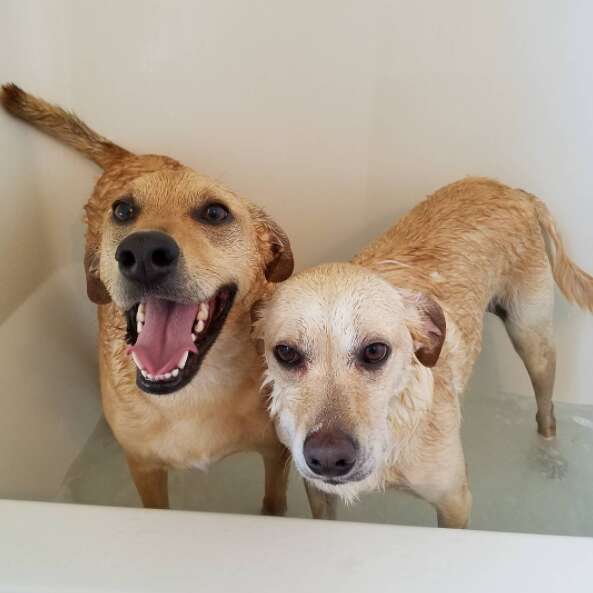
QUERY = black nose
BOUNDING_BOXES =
[303,429,358,478]
[115,231,180,286]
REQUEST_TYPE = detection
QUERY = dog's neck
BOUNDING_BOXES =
[386,363,435,463]
[383,357,463,484]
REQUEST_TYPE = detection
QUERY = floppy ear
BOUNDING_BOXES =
[84,245,111,305]
[83,196,112,305]
[404,292,446,367]
[251,206,294,282]
[250,284,277,356]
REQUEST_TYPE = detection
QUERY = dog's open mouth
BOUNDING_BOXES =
[125,284,237,395]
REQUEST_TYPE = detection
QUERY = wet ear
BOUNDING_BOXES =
[250,285,277,356]
[83,197,112,305]
[404,291,446,367]
[251,206,294,282]
[84,247,111,305]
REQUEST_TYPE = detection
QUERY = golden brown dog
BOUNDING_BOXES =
[254,177,593,527]
[2,84,293,513]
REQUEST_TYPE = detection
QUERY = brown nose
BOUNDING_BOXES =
[303,429,358,478]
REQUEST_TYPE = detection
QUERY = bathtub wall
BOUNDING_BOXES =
[0,1,95,321]
[1,0,592,403]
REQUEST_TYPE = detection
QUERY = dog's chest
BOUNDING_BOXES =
[132,385,272,470]
[151,413,244,469]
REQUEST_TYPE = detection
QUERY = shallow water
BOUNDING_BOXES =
[57,386,593,537]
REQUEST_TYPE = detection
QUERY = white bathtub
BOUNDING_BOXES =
[0,266,101,503]
[1,499,592,593]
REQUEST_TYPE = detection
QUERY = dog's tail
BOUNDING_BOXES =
[1,83,131,169]
[525,191,593,312]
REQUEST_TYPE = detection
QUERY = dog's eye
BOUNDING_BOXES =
[112,200,136,223]
[196,203,231,225]
[360,342,390,366]
[273,344,303,368]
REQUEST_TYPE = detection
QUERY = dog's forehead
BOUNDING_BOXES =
[267,263,406,344]
[129,168,239,208]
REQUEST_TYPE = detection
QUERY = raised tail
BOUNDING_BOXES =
[524,190,593,312]
[1,83,131,169]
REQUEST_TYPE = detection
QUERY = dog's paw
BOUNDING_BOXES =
[260,497,287,517]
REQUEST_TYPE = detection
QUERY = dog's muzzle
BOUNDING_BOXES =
[113,230,238,396]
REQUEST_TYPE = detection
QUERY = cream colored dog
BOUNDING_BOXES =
[254,177,593,527]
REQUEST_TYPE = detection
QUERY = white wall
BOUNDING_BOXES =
[1,0,592,403]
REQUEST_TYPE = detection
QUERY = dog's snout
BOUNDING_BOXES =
[303,429,358,479]
[115,231,180,285]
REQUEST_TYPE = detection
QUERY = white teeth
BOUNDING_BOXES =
[178,351,189,369]
[131,352,144,371]
[196,320,205,333]
[136,304,145,332]
[197,303,209,321]
[191,333,197,342]
[141,369,180,382]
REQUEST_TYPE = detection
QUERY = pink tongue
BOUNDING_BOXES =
[128,299,199,375]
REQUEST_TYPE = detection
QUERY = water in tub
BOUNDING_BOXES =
[2,267,592,536]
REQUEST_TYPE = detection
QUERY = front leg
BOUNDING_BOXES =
[413,470,471,529]
[408,432,472,529]
[304,480,338,520]
[127,456,169,509]
[260,446,290,516]
[434,476,472,529]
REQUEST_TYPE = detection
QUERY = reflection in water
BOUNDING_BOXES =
[534,440,568,481]
[57,390,593,537]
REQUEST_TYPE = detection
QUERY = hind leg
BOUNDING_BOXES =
[497,274,557,438]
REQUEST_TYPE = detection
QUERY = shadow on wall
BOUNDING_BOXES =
[0,120,53,323]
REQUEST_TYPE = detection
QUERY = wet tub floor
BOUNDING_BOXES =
[57,390,593,536]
